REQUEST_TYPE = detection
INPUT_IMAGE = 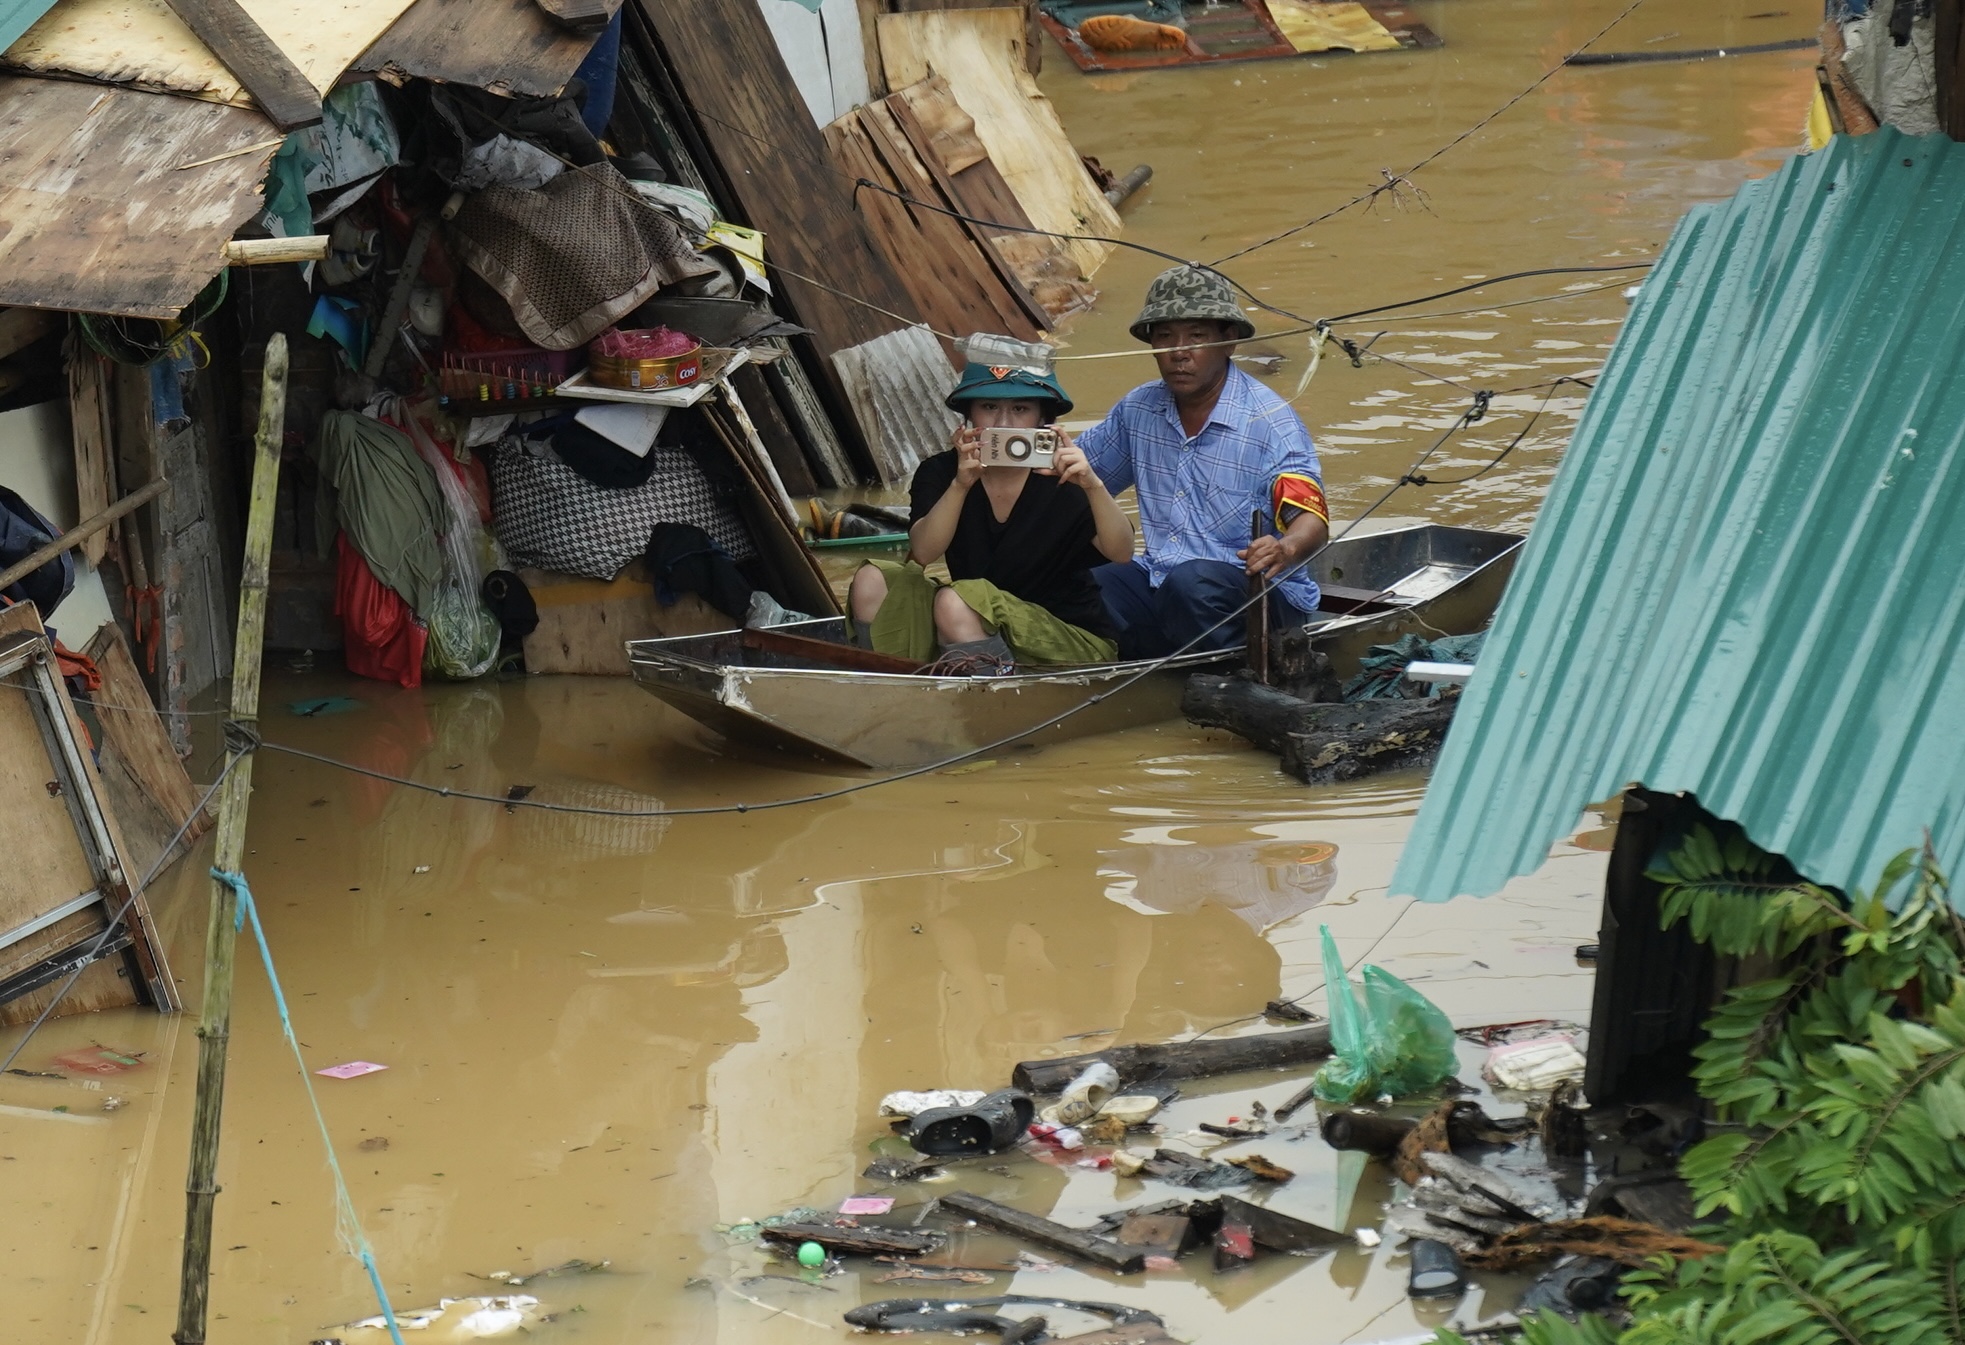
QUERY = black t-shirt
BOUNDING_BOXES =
[908,451,1114,638]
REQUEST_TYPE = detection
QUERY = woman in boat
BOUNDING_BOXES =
[847,365,1135,674]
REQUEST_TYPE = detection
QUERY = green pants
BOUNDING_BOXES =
[862,560,1119,667]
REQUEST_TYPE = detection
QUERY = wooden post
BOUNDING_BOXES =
[172,333,287,1345]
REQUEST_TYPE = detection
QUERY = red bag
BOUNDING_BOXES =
[334,533,426,688]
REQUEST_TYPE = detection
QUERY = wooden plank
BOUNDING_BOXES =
[630,0,925,401]
[878,8,1119,280]
[730,364,818,497]
[83,624,209,877]
[5,0,418,106]
[741,626,922,674]
[0,78,280,319]
[535,0,621,33]
[353,0,600,97]
[158,0,323,130]
[878,87,1052,333]
[828,105,1041,345]
[519,564,730,676]
[0,308,61,363]
[66,335,116,568]
[701,397,840,616]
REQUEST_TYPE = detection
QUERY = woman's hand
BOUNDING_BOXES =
[952,425,984,488]
[1043,434,1105,495]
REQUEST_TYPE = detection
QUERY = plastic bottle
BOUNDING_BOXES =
[956,333,1055,376]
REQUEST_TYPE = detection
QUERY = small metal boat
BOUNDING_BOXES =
[627,522,1523,770]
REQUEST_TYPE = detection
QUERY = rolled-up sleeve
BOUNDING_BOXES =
[1078,410,1135,496]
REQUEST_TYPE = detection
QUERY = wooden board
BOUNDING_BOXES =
[350,0,602,97]
[519,564,729,675]
[629,0,925,418]
[158,0,323,129]
[0,78,280,319]
[5,0,419,104]
[882,78,1079,326]
[823,102,1047,348]
[65,337,116,568]
[83,624,209,882]
[878,7,1119,280]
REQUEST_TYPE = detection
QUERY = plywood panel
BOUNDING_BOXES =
[0,78,279,318]
[520,564,729,676]
[6,0,418,103]
[877,7,1119,280]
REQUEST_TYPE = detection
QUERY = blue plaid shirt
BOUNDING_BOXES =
[1080,364,1324,614]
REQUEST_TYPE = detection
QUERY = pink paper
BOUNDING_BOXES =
[839,1196,895,1215]
[316,1061,388,1079]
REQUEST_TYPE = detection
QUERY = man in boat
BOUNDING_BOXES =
[1078,265,1329,660]
[846,364,1135,674]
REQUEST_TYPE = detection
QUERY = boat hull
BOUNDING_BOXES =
[627,523,1523,770]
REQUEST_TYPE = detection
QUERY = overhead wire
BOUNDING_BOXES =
[1208,0,1657,265]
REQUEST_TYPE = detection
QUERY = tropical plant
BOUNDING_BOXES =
[1441,825,1965,1345]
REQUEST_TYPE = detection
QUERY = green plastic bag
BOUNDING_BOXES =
[1312,924,1459,1104]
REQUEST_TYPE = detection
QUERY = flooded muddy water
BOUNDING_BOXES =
[0,5,1815,1342]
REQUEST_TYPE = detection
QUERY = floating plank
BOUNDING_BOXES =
[1013,1024,1333,1094]
[939,1191,1146,1273]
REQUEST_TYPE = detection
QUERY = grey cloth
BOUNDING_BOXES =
[313,410,448,616]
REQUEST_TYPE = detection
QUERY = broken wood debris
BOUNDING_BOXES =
[939,1191,1146,1274]
[1464,1216,1724,1272]
[1012,1024,1331,1095]
[757,1223,940,1258]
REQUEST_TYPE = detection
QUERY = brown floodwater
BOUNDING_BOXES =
[1,5,1813,1342]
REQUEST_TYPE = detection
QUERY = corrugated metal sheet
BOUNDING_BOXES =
[0,76,279,316]
[832,324,961,486]
[1390,128,1965,905]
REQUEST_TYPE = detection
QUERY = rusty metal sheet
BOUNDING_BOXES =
[0,76,279,317]
[350,0,600,98]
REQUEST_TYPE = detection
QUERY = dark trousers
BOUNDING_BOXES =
[1093,559,1312,661]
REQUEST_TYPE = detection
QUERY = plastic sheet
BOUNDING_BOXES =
[1312,925,1458,1104]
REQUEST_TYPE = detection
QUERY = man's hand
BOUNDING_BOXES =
[1041,433,1105,495]
[1239,533,1300,581]
[951,425,983,488]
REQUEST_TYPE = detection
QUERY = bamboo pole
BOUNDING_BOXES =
[0,477,169,592]
[172,332,287,1345]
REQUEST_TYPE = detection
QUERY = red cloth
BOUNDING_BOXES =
[334,533,426,688]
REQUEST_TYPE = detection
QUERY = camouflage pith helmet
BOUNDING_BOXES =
[1128,264,1256,343]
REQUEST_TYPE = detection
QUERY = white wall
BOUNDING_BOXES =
[0,399,114,645]
[754,0,873,126]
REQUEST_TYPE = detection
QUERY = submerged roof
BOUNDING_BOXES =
[1391,128,1965,905]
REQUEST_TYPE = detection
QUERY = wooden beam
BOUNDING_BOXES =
[159,0,323,131]
[0,307,60,363]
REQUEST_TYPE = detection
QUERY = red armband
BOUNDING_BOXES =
[1272,473,1328,529]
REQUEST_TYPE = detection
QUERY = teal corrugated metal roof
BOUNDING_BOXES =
[0,1,58,56]
[1391,128,1965,905]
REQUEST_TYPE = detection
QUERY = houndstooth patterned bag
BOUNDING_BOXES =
[491,441,755,580]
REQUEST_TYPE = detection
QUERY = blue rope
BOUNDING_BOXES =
[211,868,408,1345]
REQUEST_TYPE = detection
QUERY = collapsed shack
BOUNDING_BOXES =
[0,0,1125,1024]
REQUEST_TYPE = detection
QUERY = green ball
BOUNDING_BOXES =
[796,1241,825,1268]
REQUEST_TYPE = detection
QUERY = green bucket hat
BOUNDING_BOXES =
[1129,264,1256,343]
[944,362,1074,418]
